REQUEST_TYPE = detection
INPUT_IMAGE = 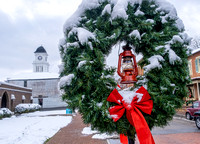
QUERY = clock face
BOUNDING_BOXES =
[38,56,42,60]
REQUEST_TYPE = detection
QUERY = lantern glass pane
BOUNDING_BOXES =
[122,57,134,71]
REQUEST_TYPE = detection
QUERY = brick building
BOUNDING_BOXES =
[0,82,32,111]
[188,48,200,101]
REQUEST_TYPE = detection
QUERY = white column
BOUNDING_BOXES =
[197,82,200,100]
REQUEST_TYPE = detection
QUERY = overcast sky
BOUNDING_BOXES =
[0,0,200,81]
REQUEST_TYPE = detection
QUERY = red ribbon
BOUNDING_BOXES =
[107,86,155,144]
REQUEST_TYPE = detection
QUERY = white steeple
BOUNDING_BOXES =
[32,46,50,72]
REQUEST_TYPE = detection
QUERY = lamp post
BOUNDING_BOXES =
[117,45,138,144]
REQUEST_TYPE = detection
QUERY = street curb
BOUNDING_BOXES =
[174,116,195,123]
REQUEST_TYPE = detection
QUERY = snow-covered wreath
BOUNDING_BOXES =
[59,0,191,137]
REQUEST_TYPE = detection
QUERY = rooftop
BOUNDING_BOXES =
[6,72,59,81]
[191,48,200,55]
[34,46,47,53]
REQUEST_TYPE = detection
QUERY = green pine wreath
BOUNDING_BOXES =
[59,0,191,137]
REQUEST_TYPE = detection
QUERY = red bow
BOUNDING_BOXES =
[107,86,155,144]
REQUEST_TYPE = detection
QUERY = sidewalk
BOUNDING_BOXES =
[46,113,107,144]
[47,110,200,144]
[153,133,200,144]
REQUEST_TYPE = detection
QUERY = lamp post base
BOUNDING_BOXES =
[128,138,135,144]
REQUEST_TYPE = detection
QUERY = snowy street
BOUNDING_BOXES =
[0,110,72,144]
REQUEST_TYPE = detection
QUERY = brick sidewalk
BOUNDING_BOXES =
[46,113,107,144]
[153,133,200,144]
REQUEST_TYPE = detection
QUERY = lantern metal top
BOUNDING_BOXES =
[122,45,132,51]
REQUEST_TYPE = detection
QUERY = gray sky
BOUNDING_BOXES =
[0,0,200,81]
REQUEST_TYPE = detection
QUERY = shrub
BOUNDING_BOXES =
[15,103,41,114]
[0,108,13,119]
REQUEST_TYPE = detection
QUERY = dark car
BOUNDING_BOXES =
[194,110,200,129]
[185,101,200,120]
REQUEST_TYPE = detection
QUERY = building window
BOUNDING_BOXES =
[36,66,39,72]
[36,66,43,72]
[195,57,200,73]
[24,80,27,87]
[188,60,192,75]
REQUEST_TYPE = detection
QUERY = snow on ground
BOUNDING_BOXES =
[0,110,72,144]
[81,126,118,140]
[82,126,98,135]
[92,133,118,139]
[21,110,67,117]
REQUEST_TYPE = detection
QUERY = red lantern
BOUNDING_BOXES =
[117,45,138,84]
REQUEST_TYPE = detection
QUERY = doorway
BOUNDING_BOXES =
[38,95,43,107]
[1,92,8,108]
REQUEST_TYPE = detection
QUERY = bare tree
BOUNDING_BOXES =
[190,36,200,50]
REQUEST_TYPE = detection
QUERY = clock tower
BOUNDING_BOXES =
[32,46,50,72]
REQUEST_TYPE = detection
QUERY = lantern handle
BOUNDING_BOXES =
[132,54,138,76]
[117,53,125,77]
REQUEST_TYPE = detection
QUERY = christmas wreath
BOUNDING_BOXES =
[59,0,191,139]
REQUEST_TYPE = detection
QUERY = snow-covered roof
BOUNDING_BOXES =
[0,81,32,90]
[6,72,59,81]
[191,77,200,80]
[191,48,200,55]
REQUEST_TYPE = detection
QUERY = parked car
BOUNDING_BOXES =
[185,101,200,120]
[194,110,200,129]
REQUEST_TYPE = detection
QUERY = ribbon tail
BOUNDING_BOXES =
[120,134,128,144]
[130,109,155,144]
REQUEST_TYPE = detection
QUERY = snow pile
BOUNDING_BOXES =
[0,108,13,119]
[78,60,87,68]
[96,102,103,108]
[68,27,96,45]
[81,126,118,139]
[102,4,111,15]
[144,55,164,72]
[59,74,75,87]
[111,0,129,20]
[129,30,141,40]
[92,133,118,139]
[164,45,182,65]
[172,35,184,44]
[119,88,143,104]
[77,60,93,68]
[134,9,144,16]
[82,126,98,135]
[146,19,154,24]
[15,104,41,114]
[63,0,100,31]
